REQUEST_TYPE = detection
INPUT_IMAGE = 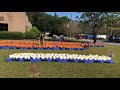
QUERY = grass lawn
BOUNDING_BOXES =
[0,44,120,78]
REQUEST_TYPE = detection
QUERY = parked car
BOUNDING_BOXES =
[76,35,83,39]
[108,36,118,42]
[116,36,120,42]
[96,35,107,40]
[85,35,93,39]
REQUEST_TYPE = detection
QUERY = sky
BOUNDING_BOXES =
[46,12,82,21]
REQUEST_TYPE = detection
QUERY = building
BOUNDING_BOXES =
[0,12,32,33]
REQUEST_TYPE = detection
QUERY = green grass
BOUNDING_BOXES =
[0,44,120,78]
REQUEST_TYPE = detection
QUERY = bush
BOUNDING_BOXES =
[24,31,36,39]
[30,26,40,37]
[0,31,25,40]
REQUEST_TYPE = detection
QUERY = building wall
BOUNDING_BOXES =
[0,12,32,33]
[0,12,9,23]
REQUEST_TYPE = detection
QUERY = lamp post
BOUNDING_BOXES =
[69,13,72,38]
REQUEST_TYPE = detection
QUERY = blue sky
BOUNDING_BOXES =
[46,12,82,21]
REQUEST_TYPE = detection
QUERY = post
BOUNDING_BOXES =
[70,13,72,38]
[55,12,57,35]
[29,63,39,77]
[109,50,114,60]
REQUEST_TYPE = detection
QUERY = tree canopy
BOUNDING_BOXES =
[27,12,70,35]
[104,12,120,35]
[77,12,120,43]
[80,12,106,43]
[27,12,120,40]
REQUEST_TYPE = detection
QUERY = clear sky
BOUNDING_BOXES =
[46,12,81,21]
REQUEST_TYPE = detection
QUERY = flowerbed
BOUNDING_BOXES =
[0,40,104,50]
[84,43,104,47]
[6,53,114,64]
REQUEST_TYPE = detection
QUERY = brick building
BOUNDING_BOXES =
[0,12,32,33]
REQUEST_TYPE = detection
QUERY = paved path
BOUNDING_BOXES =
[65,37,120,46]
[46,37,120,46]
[79,39,120,46]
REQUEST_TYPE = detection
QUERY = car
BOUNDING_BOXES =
[76,35,83,39]
[108,36,118,42]
[96,35,107,40]
[84,34,94,39]
[116,36,120,42]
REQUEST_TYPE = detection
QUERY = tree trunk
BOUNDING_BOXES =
[110,26,113,35]
[93,28,97,44]
[111,30,113,35]
[39,33,45,45]
[43,38,44,44]
[92,27,97,44]
[41,38,44,45]
[39,36,40,45]
[93,33,96,44]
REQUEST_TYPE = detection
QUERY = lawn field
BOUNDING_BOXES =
[0,44,120,78]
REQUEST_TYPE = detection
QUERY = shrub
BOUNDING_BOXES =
[30,26,40,37]
[24,31,36,39]
[0,31,25,40]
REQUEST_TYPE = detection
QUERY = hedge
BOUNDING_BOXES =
[0,31,25,40]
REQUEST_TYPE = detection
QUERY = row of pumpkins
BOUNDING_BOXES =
[8,53,112,61]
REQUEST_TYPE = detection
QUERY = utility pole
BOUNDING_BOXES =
[70,13,72,38]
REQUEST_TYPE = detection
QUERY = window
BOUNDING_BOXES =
[0,23,8,31]
[0,16,4,21]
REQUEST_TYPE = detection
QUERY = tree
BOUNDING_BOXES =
[59,16,70,24]
[60,24,70,35]
[27,12,50,33]
[27,12,63,35]
[69,21,81,37]
[37,15,53,33]
[30,26,40,37]
[80,12,106,43]
[77,20,90,34]
[59,20,81,37]
[104,12,120,35]
[57,16,71,35]
[27,12,81,36]
[26,12,45,25]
